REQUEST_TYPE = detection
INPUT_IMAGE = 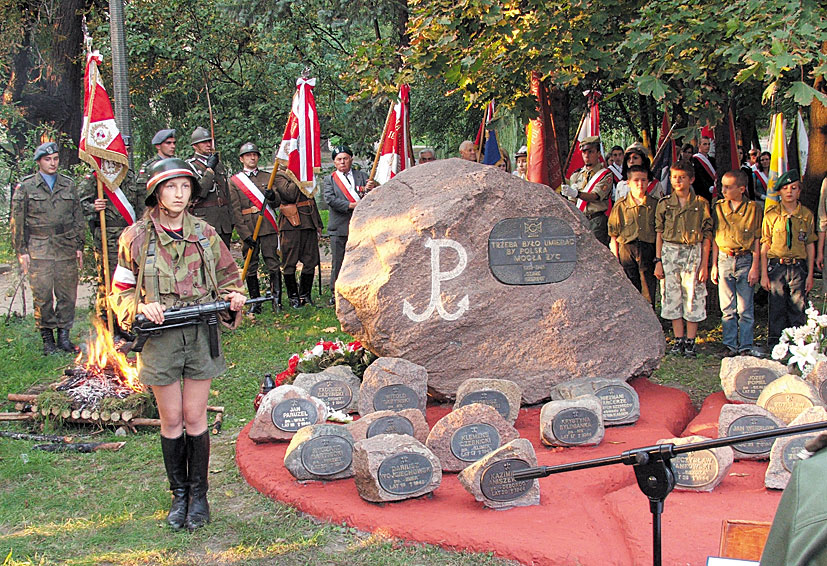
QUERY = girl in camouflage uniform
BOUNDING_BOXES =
[110,158,245,531]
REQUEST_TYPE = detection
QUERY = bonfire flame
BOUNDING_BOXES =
[74,317,143,393]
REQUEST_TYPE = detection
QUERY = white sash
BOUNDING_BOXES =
[230,172,278,231]
[576,168,612,212]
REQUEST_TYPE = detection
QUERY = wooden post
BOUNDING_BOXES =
[97,177,114,336]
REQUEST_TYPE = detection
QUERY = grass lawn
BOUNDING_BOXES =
[1,282,823,565]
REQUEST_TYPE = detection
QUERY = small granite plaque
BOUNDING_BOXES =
[758,375,824,424]
[366,415,416,438]
[550,379,640,426]
[765,407,827,489]
[450,424,501,462]
[727,415,781,455]
[377,453,435,496]
[300,435,353,477]
[781,436,810,473]
[272,398,318,432]
[734,367,779,401]
[373,384,419,412]
[479,458,533,502]
[595,384,637,423]
[488,217,577,285]
[457,390,511,420]
[551,408,601,445]
[763,392,816,424]
[310,379,353,411]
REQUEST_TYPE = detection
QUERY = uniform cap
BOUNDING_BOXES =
[775,169,800,189]
[239,142,260,157]
[331,145,353,160]
[34,141,59,161]
[580,136,601,149]
[151,129,176,145]
[190,126,212,145]
[515,145,528,158]
[145,158,198,206]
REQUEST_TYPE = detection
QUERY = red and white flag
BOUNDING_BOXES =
[565,90,603,179]
[374,84,414,184]
[78,51,134,224]
[277,77,321,197]
[474,100,496,162]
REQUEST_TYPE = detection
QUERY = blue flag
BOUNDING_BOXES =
[482,129,501,165]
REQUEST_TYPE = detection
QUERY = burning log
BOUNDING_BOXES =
[33,441,126,453]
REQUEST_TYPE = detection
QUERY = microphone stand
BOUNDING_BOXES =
[512,420,827,566]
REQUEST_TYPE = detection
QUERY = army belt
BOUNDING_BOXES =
[28,224,72,236]
[241,206,258,215]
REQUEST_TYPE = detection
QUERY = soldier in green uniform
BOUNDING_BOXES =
[561,136,613,246]
[186,127,233,248]
[110,158,245,531]
[80,161,145,339]
[274,167,323,308]
[136,129,176,190]
[228,142,281,313]
[11,142,85,354]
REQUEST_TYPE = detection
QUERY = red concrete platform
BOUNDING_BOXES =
[236,378,782,565]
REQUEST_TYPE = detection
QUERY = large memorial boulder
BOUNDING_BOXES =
[335,160,664,404]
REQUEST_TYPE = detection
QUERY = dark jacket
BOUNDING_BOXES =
[323,168,370,237]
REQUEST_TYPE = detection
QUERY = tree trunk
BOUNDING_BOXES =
[639,95,652,152]
[549,87,570,169]
[802,45,827,214]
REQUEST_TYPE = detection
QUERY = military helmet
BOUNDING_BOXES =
[239,142,260,157]
[145,158,198,206]
[34,141,59,161]
[190,126,212,145]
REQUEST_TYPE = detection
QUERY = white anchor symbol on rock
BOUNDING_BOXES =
[403,237,469,322]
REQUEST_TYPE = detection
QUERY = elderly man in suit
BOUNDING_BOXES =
[323,145,377,305]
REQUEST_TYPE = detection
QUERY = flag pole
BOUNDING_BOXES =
[241,163,280,281]
[651,122,678,168]
[370,99,396,182]
[563,109,589,177]
[96,176,114,336]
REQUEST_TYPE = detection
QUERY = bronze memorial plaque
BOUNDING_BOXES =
[765,393,814,423]
[366,415,415,438]
[734,368,779,400]
[310,379,353,411]
[271,398,318,432]
[480,458,533,502]
[373,384,419,412]
[551,408,600,445]
[377,453,433,495]
[781,436,813,473]
[672,449,719,488]
[488,217,577,285]
[594,385,636,422]
[450,424,501,462]
[727,415,780,455]
[299,435,353,476]
[457,390,511,419]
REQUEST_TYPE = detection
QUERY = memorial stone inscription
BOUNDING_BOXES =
[551,408,601,445]
[310,380,353,411]
[450,424,501,462]
[366,415,416,438]
[272,399,318,432]
[781,436,811,473]
[373,384,420,412]
[480,458,533,502]
[377,453,434,496]
[672,450,720,488]
[457,390,511,420]
[488,217,577,285]
[299,435,353,477]
[735,368,780,401]
[595,384,637,422]
[727,415,780,455]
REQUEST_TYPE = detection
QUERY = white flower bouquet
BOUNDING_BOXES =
[771,303,827,377]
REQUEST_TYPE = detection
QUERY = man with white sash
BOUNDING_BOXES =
[691,136,717,202]
[608,145,624,185]
[228,142,281,314]
[561,135,613,246]
[323,145,377,305]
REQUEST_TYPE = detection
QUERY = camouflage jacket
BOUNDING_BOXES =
[79,169,145,230]
[11,172,85,260]
[109,209,243,330]
[135,155,162,191]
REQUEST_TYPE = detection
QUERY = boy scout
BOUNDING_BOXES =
[608,165,658,305]
[654,161,712,358]
[710,170,762,356]
[760,170,816,348]
[11,142,85,354]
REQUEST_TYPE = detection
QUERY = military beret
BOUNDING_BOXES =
[775,169,800,189]
[151,129,176,145]
[580,136,601,149]
[33,141,59,161]
[331,145,353,160]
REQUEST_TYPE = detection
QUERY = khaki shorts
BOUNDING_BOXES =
[660,241,707,322]
[138,323,227,386]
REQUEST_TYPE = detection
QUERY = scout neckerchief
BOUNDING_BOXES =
[576,167,612,212]
[229,172,278,231]
[608,163,622,183]
[332,170,361,203]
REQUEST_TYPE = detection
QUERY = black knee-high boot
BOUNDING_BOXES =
[298,270,316,306]
[160,434,188,530]
[185,431,210,530]
[246,276,261,315]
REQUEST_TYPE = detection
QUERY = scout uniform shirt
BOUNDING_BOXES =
[608,193,658,244]
[761,202,816,260]
[655,190,713,245]
[569,163,612,216]
[712,198,762,255]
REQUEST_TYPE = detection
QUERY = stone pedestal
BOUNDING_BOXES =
[249,385,328,443]
[457,438,540,510]
[283,424,354,481]
[346,408,429,443]
[454,378,522,424]
[352,434,442,503]
[756,374,824,424]
[358,357,428,418]
[540,396,604,447]
[720,357,787,403]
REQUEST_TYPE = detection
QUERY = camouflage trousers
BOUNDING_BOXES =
[660,241,707,322]
[29,258,78,329]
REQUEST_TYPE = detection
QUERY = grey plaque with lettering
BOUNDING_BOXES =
[734,368,779,401]
[272,398,318,432]
[458,390,511,419]
[310,379,353,411]
[480,458,533,502]
[672,449,719,488]
[373,384,419,411]
[728,415,780,455]
[450,424,501,462]
[377,453,434,495]
[300,435,353,476]
[781,437,811,473]
[551,408,601,445]
[488,217,577,285]
[366,415,415,438]
[595,385,636,422]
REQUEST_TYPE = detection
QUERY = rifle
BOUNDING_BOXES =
[131,295,273,357]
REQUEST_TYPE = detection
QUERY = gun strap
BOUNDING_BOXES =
[194,222,221,299]
[130,226,155,327]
